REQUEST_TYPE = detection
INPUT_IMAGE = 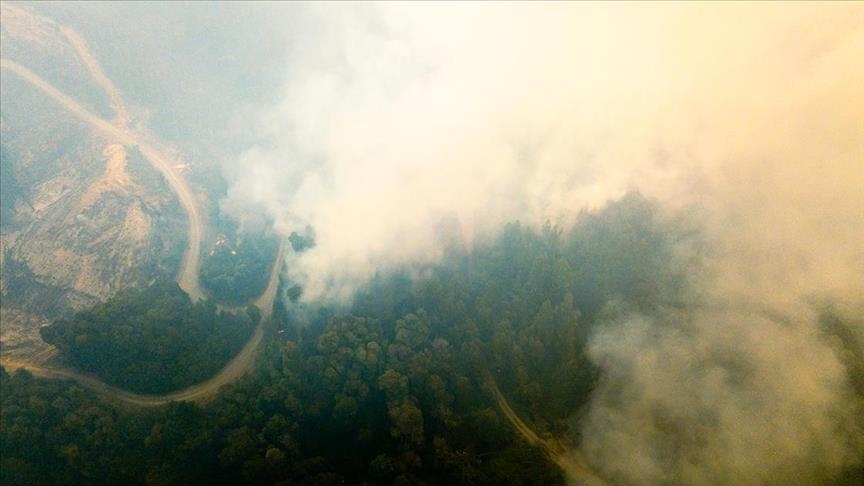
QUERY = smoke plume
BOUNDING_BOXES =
[220,3,864,481]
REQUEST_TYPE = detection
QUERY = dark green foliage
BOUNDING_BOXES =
[186,192,689,483]
[0,367,151,485]
[405,192,690,424]
[200,230,279,304]
[5,193,700,484]
[39,281,255,394]
[288,225,316,253]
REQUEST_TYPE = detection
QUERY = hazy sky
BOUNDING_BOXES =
[221,2,863,303]
[4,2,861,482]
[217,3,864,482]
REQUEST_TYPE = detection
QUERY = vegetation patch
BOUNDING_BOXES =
[200,229,279,304]
[40,281,257,394]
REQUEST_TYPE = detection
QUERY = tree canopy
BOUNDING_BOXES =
[40,281,256,394]
[200,231,280,304]
[3,193,732,484]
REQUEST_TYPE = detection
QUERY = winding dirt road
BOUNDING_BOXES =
[490,380,604,486]
[2,241,285,407]
[1,56,286,405]
[0,58,204,302]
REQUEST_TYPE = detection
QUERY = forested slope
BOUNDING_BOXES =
[39,281,256,394]
[1,193,706,484]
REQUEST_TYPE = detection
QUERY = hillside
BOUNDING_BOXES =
[0,3,186,357]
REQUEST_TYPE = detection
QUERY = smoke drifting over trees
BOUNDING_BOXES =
[218,3,864,482]
[2,2,862,483]
[221,3,862,303]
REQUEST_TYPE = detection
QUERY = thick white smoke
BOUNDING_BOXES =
[582,305,863,484]
[220,3,864,481]
[222,3,862,302]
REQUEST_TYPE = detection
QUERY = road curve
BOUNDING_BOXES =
[1,241,285,406]
[1,58,287,405]
[0,58,204,302]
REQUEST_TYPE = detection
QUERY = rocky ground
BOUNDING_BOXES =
[0,4,187,357]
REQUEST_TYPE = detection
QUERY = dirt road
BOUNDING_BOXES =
[490,380,604,486]
[0,58,204,302]
[1,57,287,405]
[59,25,131,129]
[1,241,285,406]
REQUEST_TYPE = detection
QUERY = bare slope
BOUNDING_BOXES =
[1,58,204,301]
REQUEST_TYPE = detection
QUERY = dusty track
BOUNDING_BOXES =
[59,25,131,129]
[1,57,286,405]
[2,241,285,406]
[490,380,604,485]
[0,58,204,301]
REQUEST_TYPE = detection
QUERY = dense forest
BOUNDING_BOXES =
[2,193,710,484]
[4,2,862,483]
[200,228,280,304]
[39,281,257,394]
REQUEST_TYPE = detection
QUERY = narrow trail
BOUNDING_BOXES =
[489,380,604,486]
[0,58,204,302]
